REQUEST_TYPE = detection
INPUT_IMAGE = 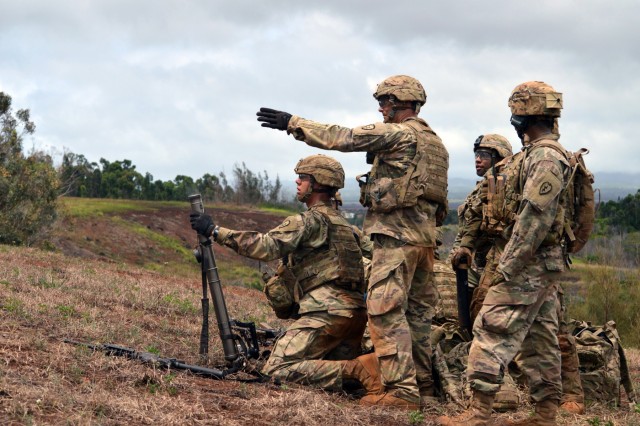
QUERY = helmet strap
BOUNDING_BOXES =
[312,187,333,194]
[510,114,531,141]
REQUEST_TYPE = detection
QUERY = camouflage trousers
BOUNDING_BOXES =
[467,268,562,404]
[554,286,584,404]
[472,266,583,404]
[367,235,438,403]
[261,309,367,390]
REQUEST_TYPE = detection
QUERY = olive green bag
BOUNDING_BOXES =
[571,320,637,406]
[263,261,301,320]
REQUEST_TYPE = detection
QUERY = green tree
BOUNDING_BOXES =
[0,92,59,245]
[99,158,144,199]
[58,150,101,197]
[598,190,640,231]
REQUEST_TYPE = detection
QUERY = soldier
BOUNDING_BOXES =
[256,75,449,409]
[450,134,513,322]
[438,81,572,426]
[189,154,380,395]
[455,135,586,415]
[450,134,585,416]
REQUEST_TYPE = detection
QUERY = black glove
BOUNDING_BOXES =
[257,107,292,131]
[189,213,215,237]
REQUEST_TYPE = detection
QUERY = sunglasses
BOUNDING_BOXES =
[377,96,392,108]
[474,150,493,160]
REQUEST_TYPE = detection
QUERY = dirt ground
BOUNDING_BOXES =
[1,201,639,425]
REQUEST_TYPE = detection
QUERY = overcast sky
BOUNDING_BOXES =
[1,1,638,198]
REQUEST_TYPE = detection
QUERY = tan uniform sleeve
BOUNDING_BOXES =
[456,182,485,251]
[215,213,321,261]
[287,116,413,153]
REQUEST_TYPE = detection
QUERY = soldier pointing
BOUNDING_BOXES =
[257,75,449,409]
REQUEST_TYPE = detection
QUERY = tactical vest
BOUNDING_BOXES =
[481,138,568,247]
[289,208,365,294]
[360,118,448,213]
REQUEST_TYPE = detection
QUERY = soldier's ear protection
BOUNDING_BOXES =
[510,115,530,132]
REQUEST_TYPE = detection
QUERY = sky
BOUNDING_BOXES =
[1,0,639,201]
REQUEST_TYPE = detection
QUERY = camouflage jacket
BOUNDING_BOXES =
[451,180,492,270]
[215,201,366,315]
[458,135,570,281]
[287,115,443,247]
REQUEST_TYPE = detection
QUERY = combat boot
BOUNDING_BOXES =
[559,400,585,415]
[360,391,420,411]
[436,389,494,425]
[342,353,383,396]
[420,386,440,408]
[504,399,559,426]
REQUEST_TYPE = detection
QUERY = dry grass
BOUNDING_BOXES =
[2,224,640,424]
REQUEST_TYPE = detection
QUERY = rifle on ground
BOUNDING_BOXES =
[64,339,231,379]
[188,193,280,375]
[455,258,473,338]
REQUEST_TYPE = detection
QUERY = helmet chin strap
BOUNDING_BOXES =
[298,183,333,202]
[298,185,313,202]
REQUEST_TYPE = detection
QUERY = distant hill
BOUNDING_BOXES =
[340,171,640,205]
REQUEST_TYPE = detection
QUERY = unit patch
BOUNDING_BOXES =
[361,124,376,130]
[539,182,553,195]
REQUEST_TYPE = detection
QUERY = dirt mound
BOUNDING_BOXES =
[48,203,287,268]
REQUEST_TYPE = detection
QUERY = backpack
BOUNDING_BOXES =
[571,320,637,406]
[535,143,596,253]
[431,321,521,411]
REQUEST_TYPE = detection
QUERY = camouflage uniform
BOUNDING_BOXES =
[457,174,584,407]
[463,134,570,405]
[286,114,447,404]
[451,181,489,307]
[215,200,367,390]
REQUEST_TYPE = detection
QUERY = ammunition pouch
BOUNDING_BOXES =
[263,261,301,319]
[357,118,448,213]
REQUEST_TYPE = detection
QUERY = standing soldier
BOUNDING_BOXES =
[450,133,585,416]
[450,134,513,321]
[438,81,572,426]
[189,154,380,395]
[257,75,449,409]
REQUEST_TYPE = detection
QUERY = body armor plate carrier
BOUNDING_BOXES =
[290,208,365,294]
[359,118,448,214]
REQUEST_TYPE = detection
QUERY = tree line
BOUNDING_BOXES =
[597,190,640,232]
[0,91,293,245]
[59,153,286,206]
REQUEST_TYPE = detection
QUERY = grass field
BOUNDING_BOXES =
[1,198,639,425]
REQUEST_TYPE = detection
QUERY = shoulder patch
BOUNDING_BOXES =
[275,214,304,232]
[539,182,553,195]
[523,170,563,212]
[278,219,291,228]
[361,124,376,130]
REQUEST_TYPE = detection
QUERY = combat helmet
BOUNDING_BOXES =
[473,134,513,159]
[373,75,427,105]
[294,154,345,189]
[508,81,563,117]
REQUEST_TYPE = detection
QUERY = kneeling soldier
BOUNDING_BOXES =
[190,154,381,395]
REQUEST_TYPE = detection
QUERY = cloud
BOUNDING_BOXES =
[1,0,638,198]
